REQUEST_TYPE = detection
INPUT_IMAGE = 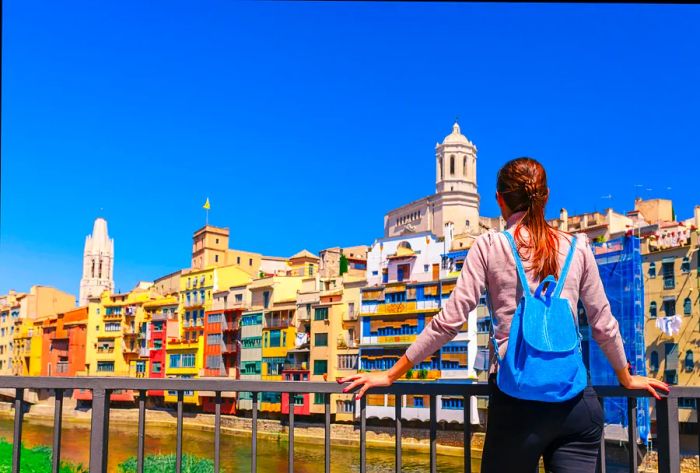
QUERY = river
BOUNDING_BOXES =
[0,417,473,472]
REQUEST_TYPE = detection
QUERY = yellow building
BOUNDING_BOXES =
[164,263,252,405]
[0,291,24,375]
[8,286,76,376]
[191,225,262,277]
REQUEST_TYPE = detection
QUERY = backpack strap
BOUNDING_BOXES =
[553,235,578,298]
[502,230,532,298]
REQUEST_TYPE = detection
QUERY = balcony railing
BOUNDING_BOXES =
[0,376,693,473]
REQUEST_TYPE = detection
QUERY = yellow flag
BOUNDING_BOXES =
[203,198,211,210]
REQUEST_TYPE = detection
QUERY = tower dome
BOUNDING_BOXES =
[442,121,470,145]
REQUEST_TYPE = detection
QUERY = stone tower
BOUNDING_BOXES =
[79,217,114,306]
[433,122,480,235]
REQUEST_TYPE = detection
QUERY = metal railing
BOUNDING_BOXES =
[0,376,694,473]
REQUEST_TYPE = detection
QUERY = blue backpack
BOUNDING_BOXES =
[492,231,587,402]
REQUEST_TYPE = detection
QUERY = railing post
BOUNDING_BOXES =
[176,391,184,473]
[52,389,64,473]
[12,388,24,473]
[655,396,679,473]
[137,390,146,473]
[395,395,402,473]
[463,396,472,473]
[325,393,331,473]
[288,394,294,473]
[626,397,638,472]
[360,395,367,473]
[429,394,437,473]
[89,388,110,473]
[251,392,258,473]
[214,392,221,473]
[597,397,606,473]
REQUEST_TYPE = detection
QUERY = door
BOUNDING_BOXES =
[432,264,439,280]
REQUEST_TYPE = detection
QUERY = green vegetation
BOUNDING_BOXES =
[0,439,86,473]
[339,254,349,275]
[418,369,428,379]
[118,454,214,473]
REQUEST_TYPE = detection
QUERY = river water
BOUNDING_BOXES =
[0,417,473,472]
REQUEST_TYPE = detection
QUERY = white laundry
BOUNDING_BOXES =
[655,315,682,337]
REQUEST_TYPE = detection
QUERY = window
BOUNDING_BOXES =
[135,361,146,373]
[313,360,328,375]
[206,355,221,370]
[648,262,656,278]
[153,321,163,332]
[337,354,358,370]
[413,396,424,408]
[662,261,675,289]
[685,350,694,372]
[235,293,243,302]
[315,333,328,347]
[268,330,281,347]
[664,370,678,385]
[181,353,194,368]
[424,264,429,272]
[97,361,114,373]
[649,301,657,319]
[463,156,467,176]
[153,339,162,350]
[152,362,162,374]
[249,258,253,266]
[684,297,692,316]
[681,256,690,273]
[208,313,222,323]
[215,255,219,263]
[314,393,325,405]
[649,352,659,373]
[242,362,261,375]
[442,397,464,410]
[663,299,676,317]
[169,354,181,368]
[263,291,270,309]
[679,398,697,409]
[207,334,222,345]
[242,337,261,348]
[105,322,121,332]
[449,155,455,175]
[237,256,241,264]
[314,307,329,321]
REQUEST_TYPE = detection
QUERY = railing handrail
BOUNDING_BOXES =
[0,375,696,398]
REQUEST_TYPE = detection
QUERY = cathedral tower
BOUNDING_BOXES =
[79,218,114,306]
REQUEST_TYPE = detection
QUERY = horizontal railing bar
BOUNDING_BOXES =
[0,376,696,398]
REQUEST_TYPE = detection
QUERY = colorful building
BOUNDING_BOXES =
[143,296,179,400]
[199,286,249,414]
[41,307,88,377]
[0,291,23,375]
[360,231,486,423]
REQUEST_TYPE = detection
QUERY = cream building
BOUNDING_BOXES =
[384,122,481,239]
[79,218,115,306]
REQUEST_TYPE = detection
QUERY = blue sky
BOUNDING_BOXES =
[1,2,698,298]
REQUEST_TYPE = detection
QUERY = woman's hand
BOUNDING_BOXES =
[339,372,394,399]
[616,368,670,400]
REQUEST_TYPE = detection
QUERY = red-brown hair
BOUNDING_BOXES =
[497,157,560,281]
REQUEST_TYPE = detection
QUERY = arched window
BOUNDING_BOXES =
[684,297,692,315]
[649,301,657,318]
[463,156,467,177]
[91,260,95,278]
[681,256,690,273]
[685,350,694,372]
[439,158,443,180]
[648,262,656,278]
[650,351,659,372]
[450,155,455,175]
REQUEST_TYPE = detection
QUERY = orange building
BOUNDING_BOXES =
[41,307,88,377]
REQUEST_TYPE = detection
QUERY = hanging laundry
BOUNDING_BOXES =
[655,315,682,337]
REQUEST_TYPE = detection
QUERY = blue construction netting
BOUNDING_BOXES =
[587,235,650,444]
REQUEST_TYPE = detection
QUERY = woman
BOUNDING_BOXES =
[340,157,669,472]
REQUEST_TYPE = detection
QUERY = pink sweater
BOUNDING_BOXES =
[405,211,628,373]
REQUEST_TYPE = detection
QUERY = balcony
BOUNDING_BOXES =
[55,362,69,374]
[342,311,358,321]
[0,376,691,473]
[102,312,122,320]
[139,348,150,357]
[283,362,308,371]
[151,312,168,322]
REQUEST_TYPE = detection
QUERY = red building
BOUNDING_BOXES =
[281,368,311,416]
[200,307,241,414]
[41,307,88,377]
[144,300,179,399]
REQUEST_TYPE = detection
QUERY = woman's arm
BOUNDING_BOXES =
[579,237,670,399]
[340,233,491,398]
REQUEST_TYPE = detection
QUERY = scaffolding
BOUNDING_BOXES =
[588,235,650,444]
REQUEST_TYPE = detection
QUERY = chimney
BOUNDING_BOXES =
[559,208,568,232]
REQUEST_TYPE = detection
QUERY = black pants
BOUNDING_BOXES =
[481,375,603,473]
